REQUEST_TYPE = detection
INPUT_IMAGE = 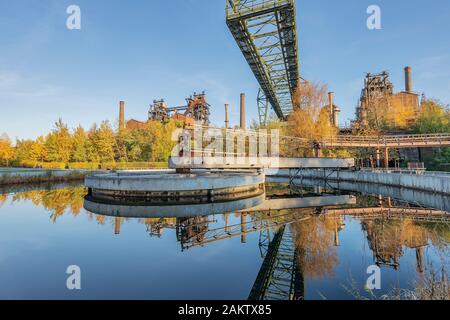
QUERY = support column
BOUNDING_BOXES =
[376,148,381,168]
[383,147,389,169]
[313,141,322,158]
[225,213,229,233]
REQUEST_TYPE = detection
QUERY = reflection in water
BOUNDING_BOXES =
[0,183,449,300]
[363,219,427,270]
[7,187,86,222]
[293,216,339,279]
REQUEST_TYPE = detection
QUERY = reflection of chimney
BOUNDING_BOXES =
[119,101,125,130]
[114,217,121,235]
[225,104,229,129]
[405,66,412,92]
[241,213,247,243]
[240,93,246,130]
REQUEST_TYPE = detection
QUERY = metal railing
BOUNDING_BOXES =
[323,133,450,147]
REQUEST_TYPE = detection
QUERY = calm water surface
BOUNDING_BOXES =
[0,181,448,300]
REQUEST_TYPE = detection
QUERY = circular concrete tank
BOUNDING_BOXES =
[84,194,265,218]
[85,170,265,205]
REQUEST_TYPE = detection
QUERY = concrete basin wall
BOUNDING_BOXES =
[270,169,450,195]
[85,171,265,192]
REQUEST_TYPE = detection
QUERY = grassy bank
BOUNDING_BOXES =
[0,170,89,186]
[14,161,168,170]
[0,162,169,186]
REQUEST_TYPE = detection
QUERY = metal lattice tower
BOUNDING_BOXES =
[226,0,300,124]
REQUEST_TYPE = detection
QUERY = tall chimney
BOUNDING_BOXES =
[240,93,246,130]
[405,66,412,92]
[225,104,229,129]
[119,101,125,130]
[328,92,334,125]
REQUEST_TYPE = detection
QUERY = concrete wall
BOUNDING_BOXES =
[270,169,450,195]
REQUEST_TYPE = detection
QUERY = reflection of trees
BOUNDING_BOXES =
[363,219,430,270]
[291,214,338,278]
[11,187,87,222]
[0,194,7,208]
[420,222,450,250]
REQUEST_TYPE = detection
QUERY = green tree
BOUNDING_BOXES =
[71,126,88,162]
[413,99,450,134]
[45,119,73,162]
[14,139,34,164]
[92,121,115,162]
[413,99,450,171]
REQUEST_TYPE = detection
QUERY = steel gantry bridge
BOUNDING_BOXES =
[226,0,300,125]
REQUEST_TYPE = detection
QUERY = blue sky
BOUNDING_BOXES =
[1,0,449,140]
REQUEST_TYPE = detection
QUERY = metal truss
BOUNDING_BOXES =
[227,0,300,120]
[179,211,310,251]
[257,88,269,126]
[249,226,303,300]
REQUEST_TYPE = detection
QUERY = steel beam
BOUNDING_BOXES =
[227,0,299,120]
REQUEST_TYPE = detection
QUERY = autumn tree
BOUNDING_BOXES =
[0,134,14,167]
[71,126,88,162]
[45,119,73,163]
[413,99,450,134]
[13,139,34,164]
[92,121,115,163]
[29,136,47,162]
[287,81,337,157]
[413,99,450,170]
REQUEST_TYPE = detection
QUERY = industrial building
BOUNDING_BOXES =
[119,92,212,131]
[356,66,420,130]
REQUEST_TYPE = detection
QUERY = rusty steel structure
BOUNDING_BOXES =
[357,71,394,126]
[226,0,300,125]
[148,99,169,122]
[167,92,211,125]
[147,92,211,125]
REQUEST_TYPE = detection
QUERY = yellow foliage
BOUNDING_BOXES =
[286,81,337,156]
[0,135,14,166]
